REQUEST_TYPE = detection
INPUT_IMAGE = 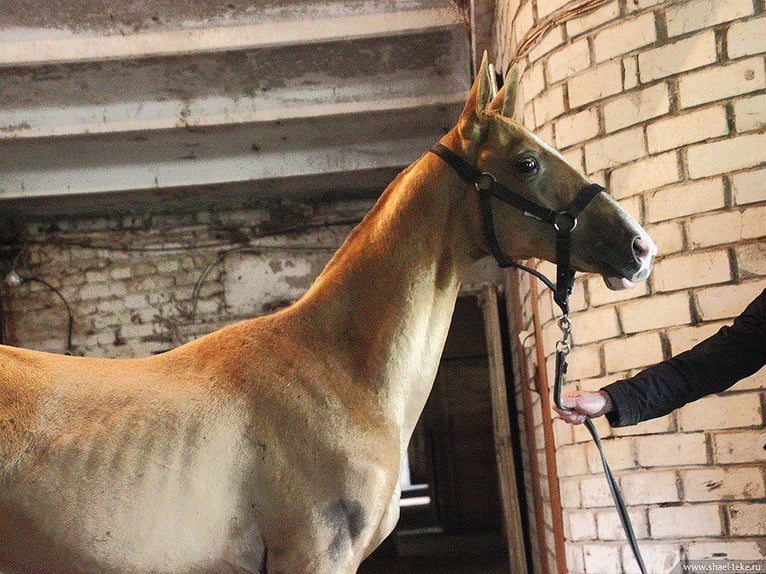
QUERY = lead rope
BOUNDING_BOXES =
[552,301,648,574]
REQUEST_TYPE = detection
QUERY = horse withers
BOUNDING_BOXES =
[0,54,655,574]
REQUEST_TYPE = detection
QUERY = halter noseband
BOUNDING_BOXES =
[429,142,604,315]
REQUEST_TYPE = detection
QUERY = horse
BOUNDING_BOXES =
[0,54,656,574]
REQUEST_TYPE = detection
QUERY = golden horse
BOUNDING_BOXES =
[0,56,655,573]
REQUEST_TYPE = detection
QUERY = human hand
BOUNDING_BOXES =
[554,390,614,425]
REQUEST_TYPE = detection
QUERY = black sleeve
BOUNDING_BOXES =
[601,288,766,427]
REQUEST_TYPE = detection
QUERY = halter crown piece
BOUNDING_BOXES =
[428,142,648,574]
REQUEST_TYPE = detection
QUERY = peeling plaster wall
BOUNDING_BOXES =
[493,1,766,573]
[0,200,362,356]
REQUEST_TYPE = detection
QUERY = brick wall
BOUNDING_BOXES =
[495,0,765,572]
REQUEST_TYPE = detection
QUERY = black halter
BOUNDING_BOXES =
[429,142,648,574]
[429,142,603,315]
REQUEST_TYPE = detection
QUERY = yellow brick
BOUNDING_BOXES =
[567,509,597,541]
[621,544,682,574]
[571,306,621,345]
[568,59,623,108]
[593,12,657,63]
[688,205,766,248]
[688,132,766,179]
[729,503,766,535]
[682,466,765,502]
[737,243,766,277]
[528,25,565,62]
[695,279,766,321]
[547,38,591,84]
[586,436,635,472]
[610,151,680,199]
[603,82,670,133]
[649,505,722,538]
[734,93,766,133]
[687,540,766,561]
[619,292,692,334]
[713,429,766,464]
[636,432,709,467]
[558,443,591,477]
[678,393,763,431]
[679,57,766,109]
[611,413,673,437]
[617,196,641,223]
[536,0,571,19]
[596,508,648,541]
[521,63,545,103]
[627,0,664,11]
[645,178,726,223]
[644,220,685,255]
[647,106,730,154]
[651,250,732,292]
[580,475,619,507]
[732,168,766,206]
[639,31,717,82]
[728,15,766,58]
[583,544,621,573]
[604,332,663,372]
[555,108,600,148]
[566,344,603,380]
[731,366,766,391]
[666,0,753,37]
[621,470,679,505]
[584,126,646,173]
[560,477,582,508]
[533,84,566,125]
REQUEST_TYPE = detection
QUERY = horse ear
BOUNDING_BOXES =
[458,51,492,140]
[498,63,521,120]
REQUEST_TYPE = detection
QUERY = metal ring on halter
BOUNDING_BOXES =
[554,212,577,233]
[475,172,496,192]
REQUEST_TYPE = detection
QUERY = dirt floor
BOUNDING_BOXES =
[358,532,510,574]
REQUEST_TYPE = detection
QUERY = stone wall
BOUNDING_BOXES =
[494,0,765,572]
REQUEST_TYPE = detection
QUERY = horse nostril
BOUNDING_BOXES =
[632,236,653,263]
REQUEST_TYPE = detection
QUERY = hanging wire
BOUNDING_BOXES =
[4,249,75,354]
[25,277,74,355]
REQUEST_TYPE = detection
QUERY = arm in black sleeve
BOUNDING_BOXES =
[601,288,766,427]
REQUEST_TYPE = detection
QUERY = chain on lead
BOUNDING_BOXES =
[556,314,573,355]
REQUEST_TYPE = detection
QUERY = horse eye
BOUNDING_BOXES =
[515,157,539,175]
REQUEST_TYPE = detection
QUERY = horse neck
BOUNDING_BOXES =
[289,133,479,445]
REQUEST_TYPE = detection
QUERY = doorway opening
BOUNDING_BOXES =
[360,294,520,574]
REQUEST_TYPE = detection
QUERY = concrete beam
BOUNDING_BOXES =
[0,6,462,67]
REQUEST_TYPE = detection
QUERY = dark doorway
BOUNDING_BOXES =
[359,295,510,574]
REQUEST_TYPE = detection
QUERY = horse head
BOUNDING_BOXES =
[452,54,656,290]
